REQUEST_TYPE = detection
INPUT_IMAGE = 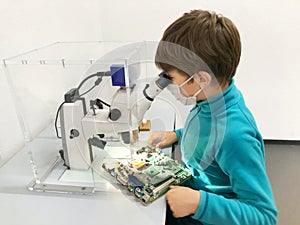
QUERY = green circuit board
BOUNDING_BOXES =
[102,146,191,205]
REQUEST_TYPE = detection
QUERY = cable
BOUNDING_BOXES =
[76,71,110,97]
[97,99,110,107]
[54,101,65,138]
[77,72,111,107]
[79,84,97,97]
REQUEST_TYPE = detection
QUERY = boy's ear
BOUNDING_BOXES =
[194,71,212,88]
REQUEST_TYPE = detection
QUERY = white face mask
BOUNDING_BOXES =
[167,74,202,106]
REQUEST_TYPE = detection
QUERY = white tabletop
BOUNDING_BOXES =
[0,126,166,225]
[0,101,179,225]
[0,102,176,225]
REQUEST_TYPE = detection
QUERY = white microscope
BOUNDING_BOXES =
[58,65,171,170]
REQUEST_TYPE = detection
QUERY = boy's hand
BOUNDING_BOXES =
[166,186,200,218]
[148,131,178,148]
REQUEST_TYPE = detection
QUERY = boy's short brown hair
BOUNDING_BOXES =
[155,10,241,85]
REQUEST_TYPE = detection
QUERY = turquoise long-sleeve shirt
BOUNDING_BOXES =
[174,80,277,225]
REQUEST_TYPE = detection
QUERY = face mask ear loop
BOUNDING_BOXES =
[179,74,195,88]
[192,73,204,98]
[193,88,203,97]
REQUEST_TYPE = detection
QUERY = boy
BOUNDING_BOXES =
[149,10,277,225]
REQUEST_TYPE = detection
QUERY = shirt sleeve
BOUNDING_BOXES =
[174,128,183,142]
[191,135,278,225]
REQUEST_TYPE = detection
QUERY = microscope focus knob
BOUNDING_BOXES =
[69,129,80,139]
[109,108,121,121]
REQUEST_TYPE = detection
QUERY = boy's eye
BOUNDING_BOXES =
[162,71,173,80]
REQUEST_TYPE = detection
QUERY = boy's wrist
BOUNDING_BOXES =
[170,131,178,143]
[191,189,201,214]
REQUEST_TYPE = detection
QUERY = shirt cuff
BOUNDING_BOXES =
[174,128,183,142]
[191,190,208,221]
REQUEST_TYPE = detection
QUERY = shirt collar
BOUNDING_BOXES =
[193,79,240,115]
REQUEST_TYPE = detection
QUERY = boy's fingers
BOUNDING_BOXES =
[169,185,178,189]
[156,139,167,148]
[148,140,153,146]
[156,141,163,148]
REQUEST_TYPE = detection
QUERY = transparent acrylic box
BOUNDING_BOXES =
[3,41,177,195]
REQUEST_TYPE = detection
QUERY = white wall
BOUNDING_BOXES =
[0,0,102,165]
[99,0,300,140]
[0,0,101,58]
[0,67,24,167]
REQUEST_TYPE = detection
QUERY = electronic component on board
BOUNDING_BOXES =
[102,146,192,205]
